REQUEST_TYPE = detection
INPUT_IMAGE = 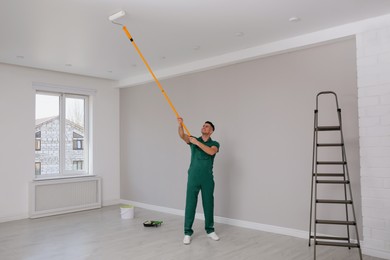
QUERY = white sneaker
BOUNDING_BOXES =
[207,232,220,241]
[183,235,191,245]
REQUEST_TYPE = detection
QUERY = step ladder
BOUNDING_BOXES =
[308,91,362,259]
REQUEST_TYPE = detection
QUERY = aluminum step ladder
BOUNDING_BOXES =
[308,91,362,260]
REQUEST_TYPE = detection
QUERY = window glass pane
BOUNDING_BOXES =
[35,94,60,175]
[65,97,86,171]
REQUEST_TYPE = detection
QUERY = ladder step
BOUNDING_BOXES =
[317,143,344,147]
[316,199,353,204]
[312,173,345,177]
[316,220,356,225]
[316,241,360,248]
[310,235,350,241]
[317,161,346,165]
[316,180,350,184]
[316,126,341,131]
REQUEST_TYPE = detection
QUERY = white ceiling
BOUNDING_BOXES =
[1,0,390,86]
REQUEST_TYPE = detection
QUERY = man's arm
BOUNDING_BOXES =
[177,118,190,144]
[189,137,218,155]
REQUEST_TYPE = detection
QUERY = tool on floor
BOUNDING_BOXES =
[308,91,362,260]
[143,220,163,227]
[109,10,191,136]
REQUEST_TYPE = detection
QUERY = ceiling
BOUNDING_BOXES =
[1,0,390,86]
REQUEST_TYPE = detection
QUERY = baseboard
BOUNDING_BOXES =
[362,245,390,260]
[120,200,184,216]
[0,213,29,223]
[103,199,121,207]
[120,200,307,239]
[214,215,308,239]
[1,200,117,223]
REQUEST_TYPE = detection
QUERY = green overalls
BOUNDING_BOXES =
[185,136,220,236]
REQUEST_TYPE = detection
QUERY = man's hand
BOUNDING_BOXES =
[189,136,199,145]
[178,117,190,143]
[190,137,218,155]
[177,117,183,126]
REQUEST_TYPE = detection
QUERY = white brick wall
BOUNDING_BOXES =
[357,25,390,259]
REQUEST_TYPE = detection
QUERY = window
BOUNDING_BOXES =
[35,131,41,151]
[35,91,89,177]
[72,132,84,150]
[73,160,84,170]
[35,162,41,175]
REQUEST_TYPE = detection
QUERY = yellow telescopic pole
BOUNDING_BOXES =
[122,26,191,136]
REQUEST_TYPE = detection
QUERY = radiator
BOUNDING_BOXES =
[29,176,101,218]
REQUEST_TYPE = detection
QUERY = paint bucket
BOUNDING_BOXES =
[120,204,134,219]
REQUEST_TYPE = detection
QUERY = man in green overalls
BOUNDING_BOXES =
[178,118,220,245]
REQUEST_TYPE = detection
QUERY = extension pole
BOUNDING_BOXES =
[122,26,191,136]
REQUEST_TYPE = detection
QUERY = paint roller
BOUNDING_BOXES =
[109,11,191,136]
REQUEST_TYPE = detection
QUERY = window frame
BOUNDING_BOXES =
[62,93,89,176]
[33,82,95,180]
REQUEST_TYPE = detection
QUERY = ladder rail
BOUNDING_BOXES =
[339,110,363,259]
[309,91,362,260]
[313,110,318,260]
[308,110,318,246]
[338,110,351,246]
[315,91,340,111]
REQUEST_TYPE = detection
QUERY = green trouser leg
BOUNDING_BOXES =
[184,173,215,236]
[201,177,215,234]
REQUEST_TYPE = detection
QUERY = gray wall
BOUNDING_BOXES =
[120,38,361,234]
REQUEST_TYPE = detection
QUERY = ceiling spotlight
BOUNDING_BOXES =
[161,56,166,60]
[235,32,245,37]
[65,64,72,67]
[107,70,113,73]
[132,64,137,67]
[193,45,201,51]
[289,17,301,22]
[16,55,24,59]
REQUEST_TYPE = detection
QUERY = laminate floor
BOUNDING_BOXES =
[0,205,384,260]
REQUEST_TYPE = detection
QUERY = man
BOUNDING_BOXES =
[177,118,220,245]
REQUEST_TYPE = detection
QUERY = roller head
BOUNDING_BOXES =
[109,10,126,21]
